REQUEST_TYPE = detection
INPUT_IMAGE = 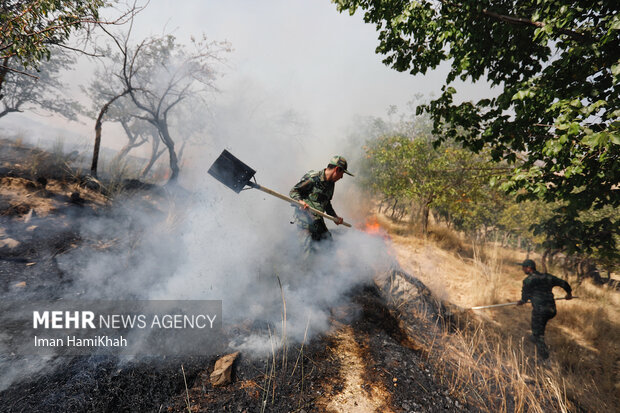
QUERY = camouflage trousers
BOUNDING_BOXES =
[293,217,332,260]
[531,305,557,338]
[530,304,557,359]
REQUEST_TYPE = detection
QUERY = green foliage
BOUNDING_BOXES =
[360,109,507,235]
[0,0,105,69]
[498,200,554,245]
[335,0,619,256]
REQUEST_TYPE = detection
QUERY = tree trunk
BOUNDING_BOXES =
[140,132,165,178]
[0,57,10,101]
[113,119,147,163]
[541,249,550,273]
[422,203,430,235]
[501,232,510,247]
[156,121,179,182]
[377,199,384,214]
[91,91,129,177]
[421,197,434,236]
[177,140,187,165]
[390,199,398,219]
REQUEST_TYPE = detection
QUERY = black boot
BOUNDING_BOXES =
[535,336,549,359]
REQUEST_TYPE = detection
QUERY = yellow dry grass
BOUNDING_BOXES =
[0,176,108,218]
[385,217,620,412]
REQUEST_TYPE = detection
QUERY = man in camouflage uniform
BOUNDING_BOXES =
[517,259,572,359]
[289,156,353,254]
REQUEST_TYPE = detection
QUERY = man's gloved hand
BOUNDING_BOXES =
[516,300,526,306]
[334,216,344,225]
[565,293,573,300]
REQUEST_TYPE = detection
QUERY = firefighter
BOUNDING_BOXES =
[517,259,572,359]
[289,156,353,254]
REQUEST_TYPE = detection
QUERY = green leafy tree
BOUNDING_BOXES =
[1,0,105,98]
[362,132,500,234]
[1,0,103,67]
[432,145,509,237]
[334,0,619,256]
[499,200,552,245]
[0,0,144,105]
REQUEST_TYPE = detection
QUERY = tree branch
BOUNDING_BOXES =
[0,64,39,79]
[480,8,592,42]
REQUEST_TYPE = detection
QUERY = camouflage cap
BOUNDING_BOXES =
[328,155,354,176]
[517,259,536,269]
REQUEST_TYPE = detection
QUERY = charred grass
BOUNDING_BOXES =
[166,283,472,413]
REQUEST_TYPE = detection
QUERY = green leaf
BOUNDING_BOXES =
[511,89,535,101]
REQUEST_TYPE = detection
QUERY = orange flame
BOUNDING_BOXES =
[358,215,390,240]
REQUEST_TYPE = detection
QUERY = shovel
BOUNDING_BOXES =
[207,150,352,227]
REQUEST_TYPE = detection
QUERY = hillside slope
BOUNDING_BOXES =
[1,139,617,412]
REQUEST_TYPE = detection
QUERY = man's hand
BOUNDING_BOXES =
[334,216,344,225]
[565,293,573,300]
[516,300,526,306]
[299,201,309,210]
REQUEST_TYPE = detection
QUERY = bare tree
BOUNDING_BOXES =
[113,116,151,162]
[86,24,229,181]
[139,129,166,178]
[118,33,229,182]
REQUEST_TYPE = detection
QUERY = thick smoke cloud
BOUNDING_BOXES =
[38,90,396,357]
[1,68,394,399]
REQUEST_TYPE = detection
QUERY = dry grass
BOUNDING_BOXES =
[421,312,571,412]
[427,225,466,254]
[386,218,619,412]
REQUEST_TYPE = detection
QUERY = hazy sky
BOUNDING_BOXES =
[1,0,489,154]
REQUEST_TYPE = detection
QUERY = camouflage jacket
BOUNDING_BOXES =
[521,271,572,309]
[289,169,337,225]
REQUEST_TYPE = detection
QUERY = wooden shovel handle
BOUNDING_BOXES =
[251,183,352,228]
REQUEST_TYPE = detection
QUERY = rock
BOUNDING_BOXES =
[24,208,36,223]
[36,176,48,188]
[83,179,101,191]
[122,179,157,191]
[210,352,240,386]
[69,192,85,205]
[0,238,20,249]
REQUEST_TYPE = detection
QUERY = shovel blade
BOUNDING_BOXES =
[208,150,256,193]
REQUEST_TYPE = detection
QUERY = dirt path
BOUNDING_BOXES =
[323,325,394,413]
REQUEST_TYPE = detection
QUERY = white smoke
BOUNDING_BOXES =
[47,87,395,356]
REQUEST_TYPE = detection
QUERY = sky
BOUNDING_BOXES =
[0,0,489,158]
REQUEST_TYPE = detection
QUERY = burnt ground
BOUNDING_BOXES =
[0,139,477,412]
[164,283,472,413]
